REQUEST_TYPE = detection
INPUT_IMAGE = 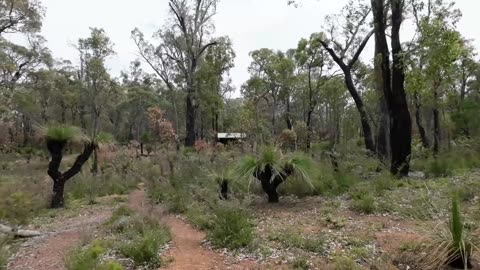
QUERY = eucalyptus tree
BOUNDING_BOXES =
[315,0,376,154]
[77,28,115,174]
[197,36,235,134]
[0,0,44,36]
[289,0,413,176]
[132,0,219,146]
[243,49,296,137]
[293,33,331,148]
[408,0,463,154]
[449,44,480,138]
[118,60,159,143]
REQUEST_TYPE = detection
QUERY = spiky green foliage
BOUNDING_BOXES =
[418,194,477,269]
[285,153,314,188]
[449,194,472,266]
[44,125,88,143]
[96,131,115,144]
[235,146,314,187]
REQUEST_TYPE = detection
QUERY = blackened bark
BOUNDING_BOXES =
[47,140,95,208]
[254,164,291,203]
[389,0,412,176]
[344,72,375,153]
[372,0,412,176]
[219,179,229,200]
[376,99,390,162]
[320,39,376,154]
[185,93,196,147]
[373,28,390,162]
[51,180,66,209]
[260,177,282,203]
[413,92,430,148]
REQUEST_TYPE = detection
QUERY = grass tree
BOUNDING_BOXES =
[420,194,477,269]
[45,126,95,208]
[236,146,313,203]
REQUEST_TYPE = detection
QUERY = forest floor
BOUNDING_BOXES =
[6,185,257,270]
[2,156,480,269]
[6,185,480,270]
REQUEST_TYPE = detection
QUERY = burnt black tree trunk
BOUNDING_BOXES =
[47,140,95,208]
[372,0,412,176]
[254,164,292,203]
[185,92,196,147]
[413,91,430,148]
[320,31,376,154]
[219,179,229,200]
[373,29,390,162]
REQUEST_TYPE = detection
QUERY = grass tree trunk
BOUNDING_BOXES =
[255,164,291,203]
[47,140,95,208]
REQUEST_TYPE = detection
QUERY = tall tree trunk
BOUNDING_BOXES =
[414,91,430,148]
[272,99,277,137]
[60,102,66,124]
[372,0,412,176]
[185,92,196,147]
[91,108,99,175]
[433,86,441,155]
[376,99,390,162]
[344,72,375,153]
[79,105,87,130]
[306,109,313,150]
[285,98,293,130]
[22,115,30,147]
[389,0,412,176]
[373,33,390,162]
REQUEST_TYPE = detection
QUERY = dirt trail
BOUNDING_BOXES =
[8,186,255,270]
[128,187,256,270]
[8,208,110,270]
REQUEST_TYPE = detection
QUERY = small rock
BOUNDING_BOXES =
[408,171,425,179]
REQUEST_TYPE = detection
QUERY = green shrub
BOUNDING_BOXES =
[333,172,357,194]
[67,171,136,204]
[185,203,214,230]
[0,237,10,270]
[97,261,124,270]
[119,226,170,267]
[351,192,376,214]
[109,206,134,223]
[418,194,476,269]
[65,241,105,270]
[269,229,325,253]
[0,191,41,225]
[207,204,253,249]
[374,174,395,195]
[332,256,361,270]
[428,157,452,178]
[292,257,310,270]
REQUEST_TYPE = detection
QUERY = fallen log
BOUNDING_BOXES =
[0,224,42,237]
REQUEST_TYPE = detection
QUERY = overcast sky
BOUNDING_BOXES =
[40,0,480,92]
